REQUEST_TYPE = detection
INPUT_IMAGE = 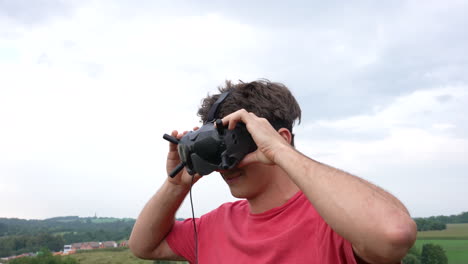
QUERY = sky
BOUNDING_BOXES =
[0,0,467,220]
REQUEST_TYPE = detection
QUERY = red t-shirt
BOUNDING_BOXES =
[166,191,357,263]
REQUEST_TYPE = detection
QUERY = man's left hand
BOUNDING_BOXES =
[220,109,292,167]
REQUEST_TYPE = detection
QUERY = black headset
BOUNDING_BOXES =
[163,92,257,177]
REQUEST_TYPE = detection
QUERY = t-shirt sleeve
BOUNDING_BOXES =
[166,218,200,263]
[316,219,357,264]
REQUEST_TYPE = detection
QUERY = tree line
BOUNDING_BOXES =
[417,211,468,224]
[0,216,134,237]
[414,219,446,231]
[413,211,468,231]
[0,216,134,258]
[0,233,64,258]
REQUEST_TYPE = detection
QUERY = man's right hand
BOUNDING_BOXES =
[166,129,201,189]
[129,127,202,261]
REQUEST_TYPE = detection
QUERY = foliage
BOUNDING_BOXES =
[7,248,78,264]
[0,233,64,258]
[0,216,134,237]
[415,239,468,264]
[420,243,448,264]
[426,212,468,224]
[403,245,421,264]
[403,242,456,264]
[0,216,134,258]
[415,219,446,232]
[414,212,468,231]
[403,254,421,264]
[407,245,421,257]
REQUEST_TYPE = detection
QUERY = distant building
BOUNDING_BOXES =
[73,242,99,250]
[101,241,117,248]
[83,242,100,250]
[69,241,117,250]
[64,245,72,253]
[71,243,82,250]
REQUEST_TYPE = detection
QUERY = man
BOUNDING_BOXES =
[129,80,417,263]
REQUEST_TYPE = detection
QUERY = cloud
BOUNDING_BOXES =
[0,6,264,219]
[295,85,468,217]
[0,0,75,26]
[1,0,467,219]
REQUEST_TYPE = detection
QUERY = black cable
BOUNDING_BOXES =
[189,174,198,264]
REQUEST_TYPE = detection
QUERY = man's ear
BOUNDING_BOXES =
[278,128,292,145]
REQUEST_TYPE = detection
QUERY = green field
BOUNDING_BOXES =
[70,248,187,264]
[70,248,153,264]
[415,240,468,264]
[418,223,468,239]
[415,224,468,264]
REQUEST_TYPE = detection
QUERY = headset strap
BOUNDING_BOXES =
[206,92,230,123]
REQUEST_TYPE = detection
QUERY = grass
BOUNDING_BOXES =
[69,248,186,264]
[418,223,468,240]
[71,248,152,264]
[415,224,468,264]
[415,240,468,264]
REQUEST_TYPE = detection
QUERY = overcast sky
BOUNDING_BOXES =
[1,0,467,220]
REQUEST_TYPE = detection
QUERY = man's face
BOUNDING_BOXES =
[219,162,273,199]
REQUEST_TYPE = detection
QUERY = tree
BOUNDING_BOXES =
[403,254,421,264]
[421,244,448,264]
[414,219,446,231]
[0,216,136,257]
[403,245,421,264]
[0,222,7,235]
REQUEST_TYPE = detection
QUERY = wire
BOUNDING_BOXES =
[189,174,198,264]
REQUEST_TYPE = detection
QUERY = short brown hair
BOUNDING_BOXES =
[198,79,301,136]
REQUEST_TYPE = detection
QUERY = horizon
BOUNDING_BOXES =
[3,209,468,222]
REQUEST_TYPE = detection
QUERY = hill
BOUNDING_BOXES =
[0,216,135,237]
[0,216,135,258]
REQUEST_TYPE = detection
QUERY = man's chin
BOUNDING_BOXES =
[230,191,246,199]
[227,185,252,199]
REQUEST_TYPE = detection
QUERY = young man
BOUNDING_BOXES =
[129,80,417,263]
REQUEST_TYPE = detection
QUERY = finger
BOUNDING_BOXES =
[168,130,178,151]
[237,152,258,168]
[193,126,199,131]
[182,172,203,185]
[222,109,248,130]
[176,131,186,139]
[228,111,243,130]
